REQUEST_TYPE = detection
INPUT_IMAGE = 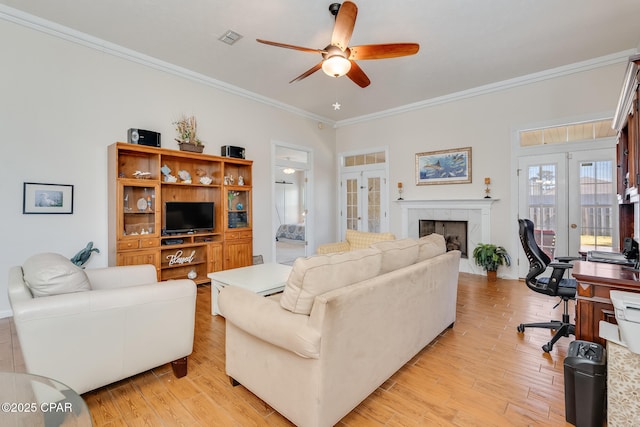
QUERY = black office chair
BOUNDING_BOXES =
[517,218,579,352]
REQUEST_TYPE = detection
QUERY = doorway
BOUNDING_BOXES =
[517,146,617,277]
[338,148,389,237]
[273,143,312,265]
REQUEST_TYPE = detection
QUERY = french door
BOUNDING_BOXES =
[517,148,616,276]
[340,170,388,234]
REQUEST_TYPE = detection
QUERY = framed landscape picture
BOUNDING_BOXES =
[415,147,472,185]
[23,182,74,214]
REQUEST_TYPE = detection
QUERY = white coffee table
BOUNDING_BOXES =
[208,262,292,315]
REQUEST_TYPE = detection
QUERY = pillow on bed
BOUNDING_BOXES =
[22,253,91,297]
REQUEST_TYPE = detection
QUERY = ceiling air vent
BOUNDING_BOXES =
[218,30,242,45]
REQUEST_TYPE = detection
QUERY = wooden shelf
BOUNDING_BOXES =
[108,142,253,277]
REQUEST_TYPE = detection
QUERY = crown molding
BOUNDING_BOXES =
[2,5,634,129]
[0,4,336,126]
[336,49,637,128]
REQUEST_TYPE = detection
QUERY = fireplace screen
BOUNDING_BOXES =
[419,220,468,258]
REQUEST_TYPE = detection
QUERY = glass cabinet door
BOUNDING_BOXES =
[121,185,158,236]
[227,189,250,229]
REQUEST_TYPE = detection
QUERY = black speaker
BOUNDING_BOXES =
[128,128,161,147]
[221,145,245,159]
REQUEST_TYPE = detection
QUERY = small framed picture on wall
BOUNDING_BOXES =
[23,182,74,214]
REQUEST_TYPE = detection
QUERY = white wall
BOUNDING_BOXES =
[336,63,627,279]
[0,19,336,317]
[0,16,632,318]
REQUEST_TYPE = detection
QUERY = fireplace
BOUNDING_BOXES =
[419,220,468,258]
[397,198,496,274]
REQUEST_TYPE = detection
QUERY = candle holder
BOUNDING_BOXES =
[397,182,404,200]
[484,177,491,198]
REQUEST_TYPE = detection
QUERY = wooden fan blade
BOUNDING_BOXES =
[349,43,420,60]
[289,62,323,84]
[331,1,357,51]
[256,39,326,54]
[346,61,370,88]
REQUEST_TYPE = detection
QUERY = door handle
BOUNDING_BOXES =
[570,224,577,229]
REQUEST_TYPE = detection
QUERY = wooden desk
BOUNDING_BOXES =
[572,260,640,346]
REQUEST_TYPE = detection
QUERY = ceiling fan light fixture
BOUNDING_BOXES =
[322,55,351,77]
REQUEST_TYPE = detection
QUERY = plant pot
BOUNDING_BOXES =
[486,270,497,282]
[178,142,204,153]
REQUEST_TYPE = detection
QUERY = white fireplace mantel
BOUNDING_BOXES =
[396,198,499,273]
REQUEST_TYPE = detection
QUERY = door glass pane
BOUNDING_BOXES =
[346,178,358,230]
[367,177,380,232]
[527,164,557,258]
[579,160,614,252]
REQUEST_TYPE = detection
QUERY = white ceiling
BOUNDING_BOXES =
[3,0,640,123]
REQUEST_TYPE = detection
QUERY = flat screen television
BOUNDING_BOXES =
[164,201,215,234]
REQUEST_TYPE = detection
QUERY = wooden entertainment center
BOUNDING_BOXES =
[107,142,253,284]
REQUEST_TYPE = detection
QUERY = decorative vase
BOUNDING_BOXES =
[178,142,204,153]
[487,270,497,282]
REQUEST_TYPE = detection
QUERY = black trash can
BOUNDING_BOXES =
[564,340,607,427]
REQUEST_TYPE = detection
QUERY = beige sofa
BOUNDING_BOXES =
[8,253,197,394]
[316,229,396,254]
[219,234,460,427]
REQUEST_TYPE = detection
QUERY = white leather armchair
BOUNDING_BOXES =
[8,256,197,394]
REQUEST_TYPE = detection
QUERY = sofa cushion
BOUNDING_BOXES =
[416,233,447,261]
[22,253,91,298]
[345,229,396,250]
[280,248,382,315]
[370,238,419,274]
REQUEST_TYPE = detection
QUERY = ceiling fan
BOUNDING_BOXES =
[256,1,419,88]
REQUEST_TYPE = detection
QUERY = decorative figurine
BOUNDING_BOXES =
[161,164,177,182]
[238,175,244,186]
[70,242,100,267]
[178,170,192,184]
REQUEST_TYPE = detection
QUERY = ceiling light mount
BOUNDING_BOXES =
[328,3,341,18]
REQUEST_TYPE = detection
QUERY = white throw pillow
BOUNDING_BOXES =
[370,238,419,274]
[416,233,446,261]
[22,253,91,297]
[280,248,382,315]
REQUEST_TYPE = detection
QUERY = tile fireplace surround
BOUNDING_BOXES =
[397,199,498,274]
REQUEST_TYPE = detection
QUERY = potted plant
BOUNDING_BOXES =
[173,115,204,153]
[472,243,511,282]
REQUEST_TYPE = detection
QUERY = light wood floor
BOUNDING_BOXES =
[1,273,576,426]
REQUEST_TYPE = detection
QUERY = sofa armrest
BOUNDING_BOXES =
[85,264,158,290]
[218,286,321,358]
[12,279,195,322]
[316,241,350,254]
